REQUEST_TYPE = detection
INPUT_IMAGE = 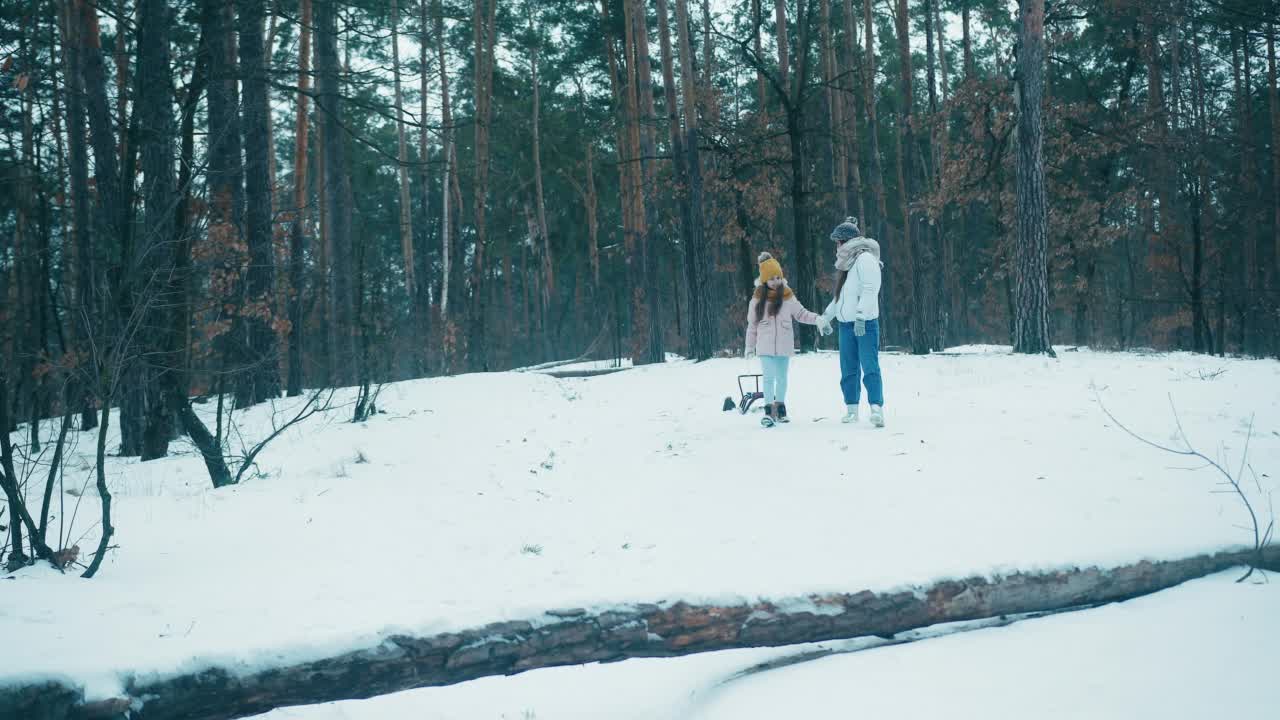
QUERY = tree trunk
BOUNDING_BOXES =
[1192,19,1212,354]
[203,0,247,403]
[935,1,949,103]
[893,0,924,352]
[391,0,418,363]
[418,0,433,374]
[315,0,355,381]
[1231,31,1251,353]
[821,0,841,210]
[13,545,1277,720]
[597,0,639,357]
[471,0,497,370]
[80,400,112,577]
[1011,0,1053,355]
[1268,20,1280,356]
[962,5,974,80]
[530,14,554,336]
[1142,7,1175,348]
[619,0,658,365]
[631,0,664,365]
[436,0,459,335]
[239,0,282,405]
[1242,35,1260,354]
[657,0,713,361]
[753,0,766,109]
[840,0,866,224]
[315,109,334,383]
[58,0,98,432]
[934,0,956,344]
[862,0,889,246]
[74,0,133,453]
[287,0,312,397]
[136,0,180,462]
[15,25,43,461]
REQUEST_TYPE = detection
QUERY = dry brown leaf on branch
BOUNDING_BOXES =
[52,545,80,570]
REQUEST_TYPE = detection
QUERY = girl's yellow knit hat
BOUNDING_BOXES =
[758,252,784,284]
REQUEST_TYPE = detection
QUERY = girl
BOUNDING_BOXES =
[745,252,831,427]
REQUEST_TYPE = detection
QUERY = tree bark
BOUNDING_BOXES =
[136,0,180,462]
[74,0,134,454]
[893,0,925,352]
[657,0,713,360]
[1268,19,1280,355]
[437,0,459,332]
[774,0,790,88]
[417,0,433,373]
[530,13,554,343]
[821,0,841,209]
[203,0,248,402]
[315,0,355,381]
[391,0,418,329]
[11,545,1278,720]
[239,0,283,405]
[924,0,948,348]
[630,0,664,365]
[1242,34,1260,353]
[753,0,766,110]
[1011,0,1053,355]
[470,0,498,370]
[840,0,866,223]
[57,0,98,432]
[862,0,889,246]
[287,0,312,397]
[80,400,111,577]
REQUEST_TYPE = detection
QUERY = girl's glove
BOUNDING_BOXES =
[817,316,834,336]
[853,319,866,337]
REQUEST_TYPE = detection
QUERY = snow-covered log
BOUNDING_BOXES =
[5,546,1275,720]
[539,367,631,378]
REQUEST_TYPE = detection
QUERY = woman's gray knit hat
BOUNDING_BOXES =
[830,216,860,241]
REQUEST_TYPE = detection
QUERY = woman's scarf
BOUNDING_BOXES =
[834,237,883,271]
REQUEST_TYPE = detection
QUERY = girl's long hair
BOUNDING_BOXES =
[752,284,784,322]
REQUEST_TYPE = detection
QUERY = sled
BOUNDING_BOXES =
[723,374,764,415]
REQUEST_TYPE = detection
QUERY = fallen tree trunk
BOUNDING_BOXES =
[540,367,631,379]
[6,545,1276,720]
[514,355,589,373]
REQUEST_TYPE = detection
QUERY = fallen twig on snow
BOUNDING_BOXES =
[1098,392,1275,582]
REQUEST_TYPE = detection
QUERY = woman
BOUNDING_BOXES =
[821,217,885,427]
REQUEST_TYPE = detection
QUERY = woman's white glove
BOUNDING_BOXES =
[817,316,834,336]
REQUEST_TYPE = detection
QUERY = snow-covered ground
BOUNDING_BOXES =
[3,349,1277,712]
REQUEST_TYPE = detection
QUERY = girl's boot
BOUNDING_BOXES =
[760,402,776,428]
